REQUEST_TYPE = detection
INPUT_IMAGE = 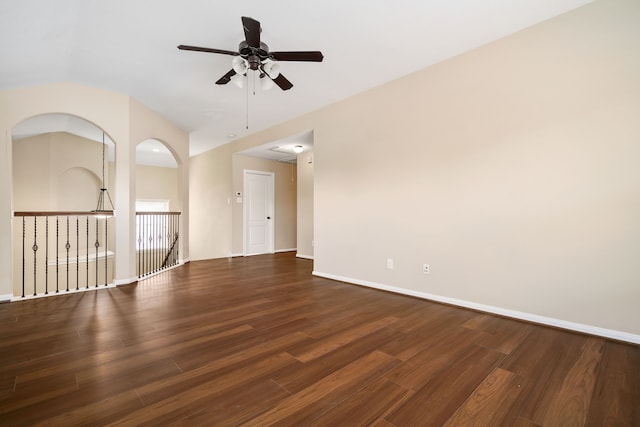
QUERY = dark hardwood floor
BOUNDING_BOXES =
[0,252,637,426]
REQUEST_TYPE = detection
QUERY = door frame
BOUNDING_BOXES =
[243,169,275,256]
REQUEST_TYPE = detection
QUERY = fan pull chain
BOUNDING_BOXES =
[246,72,249,129]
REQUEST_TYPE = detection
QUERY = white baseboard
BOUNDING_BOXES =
[135,262,186,282]
[0,293,12,302]
[10,284,117,301]
[296,254,314,260]
[236,250,296,257]
[114,276,139,286]
[312,271,640,345]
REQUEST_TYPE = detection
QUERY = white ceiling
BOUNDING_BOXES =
[237,130,314,164]
[1,0,593,160]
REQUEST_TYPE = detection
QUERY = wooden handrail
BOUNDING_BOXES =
[15,211,182,217]
[14,211,115,217]
[136,212,182,215]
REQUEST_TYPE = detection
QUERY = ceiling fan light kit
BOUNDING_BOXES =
[232,56,249,75]
[178,16,323,91]
[230,73,245,89]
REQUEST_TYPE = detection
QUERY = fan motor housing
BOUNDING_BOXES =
[238,41,269,59]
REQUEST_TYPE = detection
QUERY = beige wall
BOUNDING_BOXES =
[136,164,179,210]
[231,155,297,255]
[12,134,53,211]
[189,143,234,259]
[0,82,189,298]
[188,117,315,261]
[313,0,640,339]
[297,151,314,259]
[188,0,640,340]
[13,132,108,211]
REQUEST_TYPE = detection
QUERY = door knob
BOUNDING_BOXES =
[267,216,271,219]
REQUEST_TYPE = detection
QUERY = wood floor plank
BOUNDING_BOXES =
[114,352,298,426]
[306,376,412,426]
[0,380,80,417]
[385,344,505,426]
[173,378,291,426]
[384,325,482,391]
[499,326,588,421]
[0,253,636,425]
[585,340,638,426]
[241,350,400,426]
[0,375,15,397]
[513,417,544,427]
[541,337,604,426]
[1,388,144,426]
[136,333,311,405]
[388,301,475,335]
[463,313,534,354]
[443,368,528,426]
[272,327,399,394]
[288,315,398,362]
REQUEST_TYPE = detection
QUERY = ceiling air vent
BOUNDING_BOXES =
[277,155,297,164]
[269,146,296,154]
[269,146,298,163]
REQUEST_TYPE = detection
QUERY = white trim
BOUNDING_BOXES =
[47,250,114,266]
[312,271,640,345]
[230,253,244,258]
[276,248,297,253]
[10,283,116,301]
[243,169,275,256]
[135,199,170,211]
[136,262,183,281]
[114,276,138,286]
[0,293,12,302]
[296,254,314,260]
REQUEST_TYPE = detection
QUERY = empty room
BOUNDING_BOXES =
[0,0,638,425]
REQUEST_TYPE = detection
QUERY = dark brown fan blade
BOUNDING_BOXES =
[241,16,261,48]
[272,73,293,91]
[215,69,237,85]
[178,45,239,56]
[270,51,324,62]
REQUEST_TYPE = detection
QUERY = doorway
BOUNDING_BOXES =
[243,170,275,255]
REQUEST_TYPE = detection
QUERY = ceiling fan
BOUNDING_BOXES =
[178,16,324,91]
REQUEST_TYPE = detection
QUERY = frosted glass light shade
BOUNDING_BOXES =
[232,56,249,75]
[260,76,275,90]
[230,73,245,88]
[262,61,280,79]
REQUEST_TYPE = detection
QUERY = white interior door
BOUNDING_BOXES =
[244,170,274,256]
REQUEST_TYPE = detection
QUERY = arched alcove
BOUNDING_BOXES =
[10,113,118,298]
[12,113,116,212]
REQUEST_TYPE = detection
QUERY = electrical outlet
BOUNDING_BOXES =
[423,263,430,274]
[387,258,394,270]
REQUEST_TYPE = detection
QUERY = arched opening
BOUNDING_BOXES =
[12,113,116,211]
[11,113,116,298]
[135,139,181,278]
